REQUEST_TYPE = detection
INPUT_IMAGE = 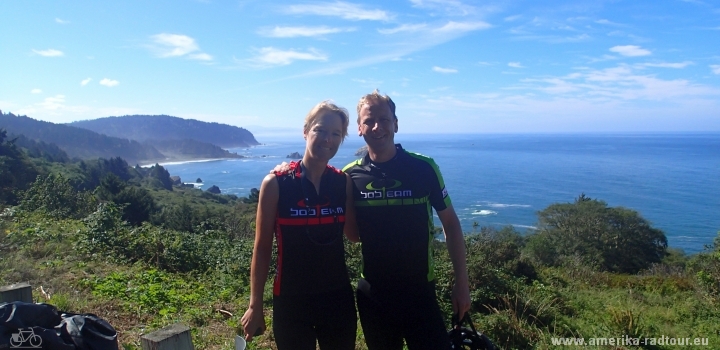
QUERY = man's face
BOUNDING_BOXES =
[357,100,398,150]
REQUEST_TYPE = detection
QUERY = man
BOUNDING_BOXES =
[343,90,471,350]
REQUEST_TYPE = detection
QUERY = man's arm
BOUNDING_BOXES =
[437,204,471,317]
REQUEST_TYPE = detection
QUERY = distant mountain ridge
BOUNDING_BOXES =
[0,112,164,164]
[0,112,255,164]
[69,115,259,148]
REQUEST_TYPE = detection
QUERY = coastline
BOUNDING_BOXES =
[139,157,231,168]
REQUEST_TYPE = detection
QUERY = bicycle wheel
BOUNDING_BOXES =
[29,334,42,347]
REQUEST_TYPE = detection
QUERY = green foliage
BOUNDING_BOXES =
[434,226,537,322]
[145,138,244,159]
[0,128,39,205]
[146,163,173,191]
[0,112,164,164]
[85,268,205,315]
[11,133,70,163]
[526,194,667,273]
[17,173,95,219]
[688,231,720,298]
[78,201,253,276]
[247,188,260,203]
[223,202,256,240]
[4,156,718,350]
[96,174,156,225]
[76,157,134,190]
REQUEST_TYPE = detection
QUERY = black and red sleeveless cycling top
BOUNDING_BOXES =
[272,161,350,296]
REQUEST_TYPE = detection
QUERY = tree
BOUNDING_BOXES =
[247,188,259,203]
[526,194,667,273]
[96,173,155,225]
[148,163,173,191]
[17,173,94,219]
[0,129,39,204]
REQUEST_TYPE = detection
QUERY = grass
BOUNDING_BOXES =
[2,212,720,349]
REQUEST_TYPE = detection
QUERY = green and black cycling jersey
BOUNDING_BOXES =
[343,144,452,288]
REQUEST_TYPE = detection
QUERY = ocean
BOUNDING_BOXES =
[160,133,720,254]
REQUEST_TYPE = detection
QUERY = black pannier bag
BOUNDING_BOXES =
[0,302,118,350]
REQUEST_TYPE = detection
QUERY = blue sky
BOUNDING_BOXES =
[1,0,719,134]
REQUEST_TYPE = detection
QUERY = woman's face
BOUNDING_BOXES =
[304,111,343,162]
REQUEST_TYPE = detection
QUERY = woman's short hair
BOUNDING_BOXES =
[304,100,350,141]
[356,89,396,124]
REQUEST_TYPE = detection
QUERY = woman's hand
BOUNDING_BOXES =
[270,162,290,173]
[241,306,266,341]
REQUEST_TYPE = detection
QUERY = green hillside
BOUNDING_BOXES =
[0,112,248,164]
[0,112,164,165]
[1,130,719,349]
[70,115,259,148]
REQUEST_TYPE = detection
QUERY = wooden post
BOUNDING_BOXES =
[0,282,32,303]
[141,323,194,350]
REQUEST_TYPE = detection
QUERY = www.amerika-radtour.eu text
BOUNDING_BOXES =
[551,335,709,346]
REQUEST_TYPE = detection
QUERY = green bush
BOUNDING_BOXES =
[525,194,667,273]
[17,173,95,219]
[688,232,720,298]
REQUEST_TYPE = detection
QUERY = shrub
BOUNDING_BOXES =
[525,194,667,273]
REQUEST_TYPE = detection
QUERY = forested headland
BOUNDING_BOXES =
[69,114,259,148]
[0,112,257,165]
[1,126,719,349]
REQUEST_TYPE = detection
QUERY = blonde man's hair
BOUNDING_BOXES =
[303,100,350,141]
[356,89,397,124]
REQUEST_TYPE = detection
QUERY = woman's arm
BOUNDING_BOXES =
[241,174,279,341]
[343,173,360,242]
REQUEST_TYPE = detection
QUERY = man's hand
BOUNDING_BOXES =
[270,161,290,174]
[241,306,266,341]
[452,279,471,317]
[437,204,472,317]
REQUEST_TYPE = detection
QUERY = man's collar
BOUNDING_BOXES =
[362,143,404,166]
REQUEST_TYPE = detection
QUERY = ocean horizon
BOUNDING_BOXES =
[161,132,720,254]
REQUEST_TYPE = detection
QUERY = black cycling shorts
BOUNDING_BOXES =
[356,279,450,350]
[272,286,357,350]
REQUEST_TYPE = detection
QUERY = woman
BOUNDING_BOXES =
[241,101,359,350]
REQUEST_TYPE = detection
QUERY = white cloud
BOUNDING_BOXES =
[150,33,199,57]
[100,78,119,87]
[434,21,491,33]
[432,66,458,73]
[410,0,476,16]
[711,65,720,74]
[39,95,66,110]
[285,2,391,21]
[378,23,428,34]
[248,47,328,67]
[609,45,651,57]
[55,18,69,24]
[32,49,64,57]
[189,53,213,61]
[519,64,720,102]
[595,19,622,26]
[508,62,524,68]
[640,61,693,69]
[149,33,213,62]
[81,78,92,86]
[352,78,384,87]
[260,26,355,37]
[31,89,42,94]
[504,15,522,22]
